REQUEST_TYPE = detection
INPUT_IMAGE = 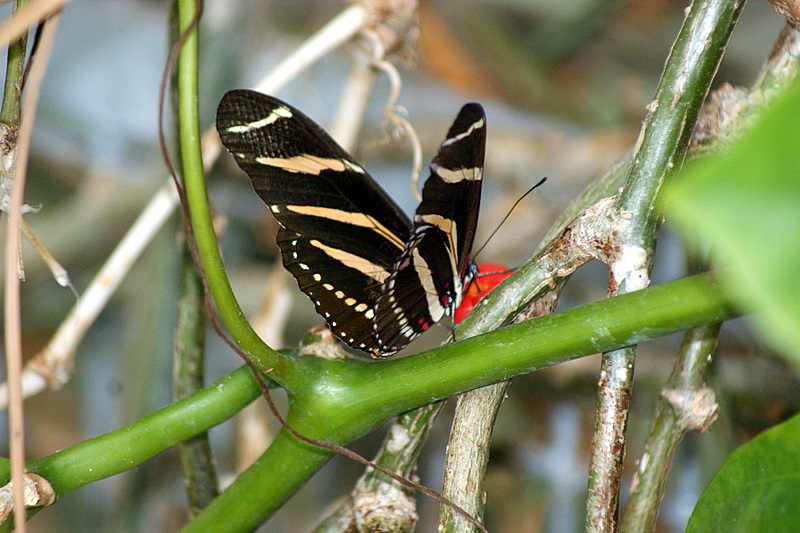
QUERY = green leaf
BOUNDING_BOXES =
[664,78,800,367]
[687,414,800,532]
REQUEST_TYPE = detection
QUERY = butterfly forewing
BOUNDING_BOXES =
[417,103,486,278]
[216,91,411,246]
[373,103,486,355]
[217,90,412,352]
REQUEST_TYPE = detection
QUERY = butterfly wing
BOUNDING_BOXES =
[217,90,412,352]
[373,103,486,355]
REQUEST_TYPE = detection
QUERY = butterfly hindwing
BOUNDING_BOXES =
[217,91,486,356]
[277,228,379,350]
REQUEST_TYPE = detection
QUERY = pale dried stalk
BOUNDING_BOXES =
[0,0,70,46]
[19,218,70,287]
[252,4,369,96]
[329,54,378,151]
[0,180,181,409]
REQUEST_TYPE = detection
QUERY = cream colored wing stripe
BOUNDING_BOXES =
[254,155,365,175]
[284,205,405,250]
[430,163,483,183]
[308,240,390,284]
[225,105,293,133]
[441,117,485,147]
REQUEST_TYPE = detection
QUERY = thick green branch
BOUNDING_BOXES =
[0,273,737,530]
[183,273,737,532]
[0,367,261,500]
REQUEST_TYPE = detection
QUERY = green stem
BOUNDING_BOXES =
[0,0,28,126]
[171,0,218,513]
[586,1,745,530]
[182,273,737,532]
[181,426,332,533]
[377,275,732,420]
[6,367,260,499]
[175,0,281,373]
[0,370,263,533]
[614,0,746,247]
[174,241,218,514]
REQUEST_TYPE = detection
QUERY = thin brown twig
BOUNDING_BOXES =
[4,10,60,531]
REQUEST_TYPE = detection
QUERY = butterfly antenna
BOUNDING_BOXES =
[472,176,547,261]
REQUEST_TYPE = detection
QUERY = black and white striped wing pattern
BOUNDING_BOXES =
[216,90,485,356]
[217,90,411,352]
[373,104,486,353]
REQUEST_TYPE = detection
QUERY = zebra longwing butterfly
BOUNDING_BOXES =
[216,90,485,356]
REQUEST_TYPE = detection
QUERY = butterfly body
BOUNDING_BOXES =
[217,90,485,356]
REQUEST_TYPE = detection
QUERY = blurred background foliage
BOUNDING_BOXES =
[4,0,797,531]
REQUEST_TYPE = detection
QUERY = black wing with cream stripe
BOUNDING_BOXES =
[373,104,485,353]
[217,90,411,352]
[216,90,485,356]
